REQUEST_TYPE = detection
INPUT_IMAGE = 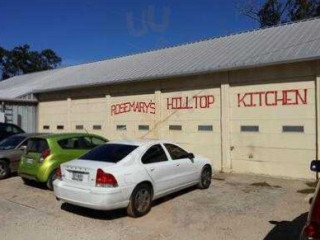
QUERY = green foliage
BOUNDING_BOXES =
[242,0,320,27]
[0,44,61,80]
[258,0,284,27]
[289,0,320,21]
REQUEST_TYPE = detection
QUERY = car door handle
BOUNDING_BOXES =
[150,168,155,172]
[176,164,180,167]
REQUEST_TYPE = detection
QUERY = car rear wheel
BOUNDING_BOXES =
[127,183,152,218]
[0,160,10,180]
[47,169,58,190]
[198,165,212,189]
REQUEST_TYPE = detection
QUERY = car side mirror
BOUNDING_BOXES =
[187,153,195,159]
[19,145,27,152]
[311,160,320,172]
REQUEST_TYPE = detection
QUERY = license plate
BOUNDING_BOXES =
[25,158,33,164]
[72,172,84,181]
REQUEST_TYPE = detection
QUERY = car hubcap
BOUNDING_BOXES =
[202,169,211,187]
[0,163,6,177]
[135,188,151,213]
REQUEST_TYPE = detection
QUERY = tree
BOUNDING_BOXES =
[289,0,320,21]
[239,0,320,27]
[0,44,61,80]
[258,0,284,27]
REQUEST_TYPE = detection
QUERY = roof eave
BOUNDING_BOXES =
[32,56,320,95]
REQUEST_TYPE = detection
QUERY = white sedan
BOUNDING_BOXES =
[53,140,213,217]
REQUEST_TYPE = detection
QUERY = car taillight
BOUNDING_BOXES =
[56,166,62,180]
[302,222,320,240]
[96,169,118,187]
[39,148,51,163]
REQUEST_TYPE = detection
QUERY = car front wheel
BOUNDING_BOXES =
[0,160,10,180]
[198,165,212,189]
[127,183,152,218]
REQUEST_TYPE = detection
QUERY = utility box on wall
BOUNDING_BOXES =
[0,112,4,123]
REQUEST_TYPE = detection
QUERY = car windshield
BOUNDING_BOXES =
[0,136,26,150]
[79,144,138,163]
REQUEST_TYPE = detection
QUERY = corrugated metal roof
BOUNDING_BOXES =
[1,18,320,98]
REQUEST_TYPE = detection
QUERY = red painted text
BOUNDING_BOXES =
[167,95,215,110]
[237,89,308,107]
[111,101,155,115]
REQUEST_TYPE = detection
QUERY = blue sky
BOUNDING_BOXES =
[0,0,258,66]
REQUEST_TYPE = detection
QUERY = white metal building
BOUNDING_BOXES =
[1,18,320,179]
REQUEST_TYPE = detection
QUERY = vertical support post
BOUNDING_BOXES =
[154,89,162,139]
[220,76,231,172]
[316,76,320,180]
[105,94,112,140]
[67,98,72,132]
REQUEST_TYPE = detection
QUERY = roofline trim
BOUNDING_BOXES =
[33,56,320,95]
[0,98,38,104]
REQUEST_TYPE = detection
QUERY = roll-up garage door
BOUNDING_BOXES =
[160,88,221,169]
[229,80,316,179]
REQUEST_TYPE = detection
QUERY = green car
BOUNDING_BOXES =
[18,133,107,190]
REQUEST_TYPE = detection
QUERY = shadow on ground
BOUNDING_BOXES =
[22,179,48,190]
[264,212,308,240]
[61,203,128,220]
[61,186,198,220]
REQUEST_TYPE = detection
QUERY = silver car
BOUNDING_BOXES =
[0,133,43,179]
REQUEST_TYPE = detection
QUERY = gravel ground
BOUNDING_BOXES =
[0,173,313,240]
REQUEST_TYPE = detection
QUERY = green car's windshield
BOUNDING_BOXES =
[0,136,26,150]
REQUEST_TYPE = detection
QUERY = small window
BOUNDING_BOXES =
[76,125,83,130]
[12,126,23,133]
[283,126,304,133]
[3,124,23,134]
[58,137,106,150]
[116,125,126,131]
[169,125,182,131]
[81,136,106,149]
[93,125,102,130]
[26,138,49,153]
[58,137,81,149]
[91,137,107,146]
[164,144,189,160]
[139,125,149,131]
[198,125,213,131]
[43,125,50,130]
[241,126,259,132]
[142,144,168,164]
[57,125,64,130]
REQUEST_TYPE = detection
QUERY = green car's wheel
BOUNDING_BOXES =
[47,169,58,190]
[0,160,10,180]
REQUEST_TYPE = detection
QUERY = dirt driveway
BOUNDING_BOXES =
[0,173,313,240]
